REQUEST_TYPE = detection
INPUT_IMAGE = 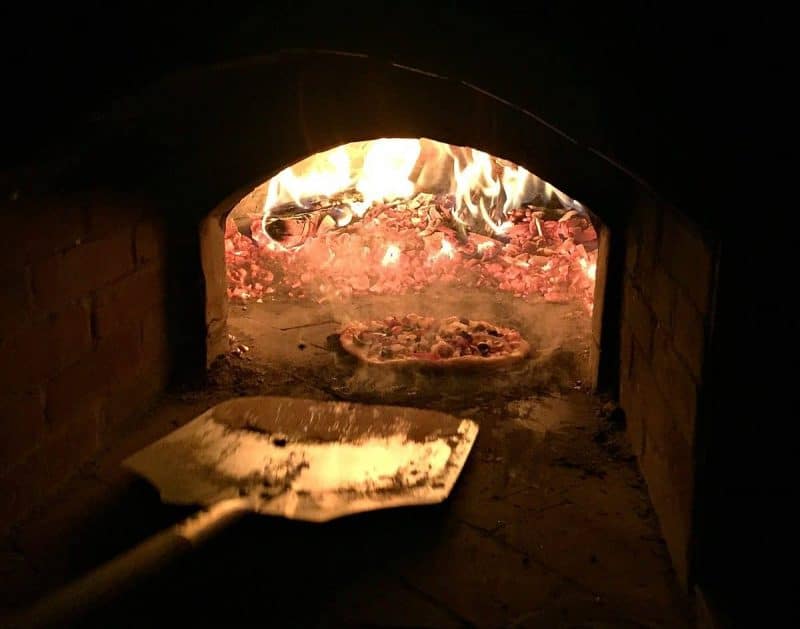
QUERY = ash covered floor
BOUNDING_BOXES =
[225,287,594,400]
[1,295,689,627]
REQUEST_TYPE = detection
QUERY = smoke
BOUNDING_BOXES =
[317,285,592,402]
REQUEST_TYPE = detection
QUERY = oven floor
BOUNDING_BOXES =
[225,289,595,402]
[0,298,689,627]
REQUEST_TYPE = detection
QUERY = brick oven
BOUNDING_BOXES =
[0,7,740,622]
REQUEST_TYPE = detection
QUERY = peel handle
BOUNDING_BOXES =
[7,498,251,628]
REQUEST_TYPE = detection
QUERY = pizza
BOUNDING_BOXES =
[339,314,530,367]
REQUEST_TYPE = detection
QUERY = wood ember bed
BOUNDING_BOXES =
[225,189,598,311]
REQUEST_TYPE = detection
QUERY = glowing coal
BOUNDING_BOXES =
[226,138,598,312]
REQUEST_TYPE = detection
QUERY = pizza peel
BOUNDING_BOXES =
[16,396,478,627]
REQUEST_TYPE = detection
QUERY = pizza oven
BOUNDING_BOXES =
[1,41,727,624]
[211,138,601,403]
[185,53,713,593]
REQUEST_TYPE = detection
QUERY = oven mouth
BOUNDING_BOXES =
[215,137,601,404]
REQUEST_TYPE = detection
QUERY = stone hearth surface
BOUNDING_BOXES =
[0,376,688,628]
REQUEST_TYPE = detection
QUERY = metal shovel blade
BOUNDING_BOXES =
[124,396,479,522]
[13,397,479,627]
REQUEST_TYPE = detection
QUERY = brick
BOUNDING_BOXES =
[142,308,170,367]
[46,367,106,433]
[673,289,706,380]
[32,232,135,311]
[0,198,86,267]
[0,265,33,330]
[49,300,93,368]
[103,309,170,436]
[660,208,713,314]
[93,265,166,339]
[624,224,639,288]
[0,388,46,473]
[629,201,661,283]
[627,341,663,458]
[0,407,100,531]
[103,366,165,437]
[619,376,644,458]
[84,193,145,240]
[637,359,679,465]
[620,331,695,587]
[622,278,654,357]
[646,265,676,329]
[46,322,142,427]
[620,323,634,383]
[641,401,694,588]
[0,300,92,390]
[134,219,167,267]
[652,326,698,446]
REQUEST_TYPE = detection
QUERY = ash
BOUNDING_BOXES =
[210,285,592,416]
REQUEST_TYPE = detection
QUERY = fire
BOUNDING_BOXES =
[430,238,455,262]
[450,149,536,236]
[226,137,597,312]
[356,139,420,206]
[501,164,531,213]
[264,146,352,214]
[381,244,401,266]
[580,257,597,281]
[259,138,578,240]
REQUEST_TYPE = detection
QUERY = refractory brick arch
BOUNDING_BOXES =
[0,51,717,590]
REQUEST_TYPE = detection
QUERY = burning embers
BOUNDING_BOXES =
[225,138,598,312]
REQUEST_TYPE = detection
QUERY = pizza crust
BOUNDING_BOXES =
[339,317,531,368]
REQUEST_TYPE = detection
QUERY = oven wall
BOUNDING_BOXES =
[0,190,171,529]
[0,54,716,591]
[619,197,716,586]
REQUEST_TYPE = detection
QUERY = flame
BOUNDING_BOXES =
[264,146,352,214]
[430,237,455,262]
[258,138,582,249]
[580,257,597,281]
[440,238,455,259]
[451,149,532,236]
[501,165,530,213]
[356,139,420,206]
[381,244,401,266]
[229,138,597,313]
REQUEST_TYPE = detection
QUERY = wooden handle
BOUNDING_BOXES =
[7,498,251,628]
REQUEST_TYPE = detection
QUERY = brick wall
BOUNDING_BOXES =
[0,191,171,530]
[619,198,715,587]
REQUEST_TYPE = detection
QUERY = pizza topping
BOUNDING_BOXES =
[431,340,455,358]
[340,314,529,364]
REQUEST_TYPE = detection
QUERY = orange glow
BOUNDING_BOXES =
[259,138,577,239]
[264,146,352,214]
[226,137,596,312]
[580,257,597,282]
[381,244,402,266]
[356,139,420,206]
[430,238,455,262]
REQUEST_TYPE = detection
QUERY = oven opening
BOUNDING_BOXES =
[218,138,602,403]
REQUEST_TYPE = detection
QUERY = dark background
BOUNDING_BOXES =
[1,2,785,623]
[1,2,777,218]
